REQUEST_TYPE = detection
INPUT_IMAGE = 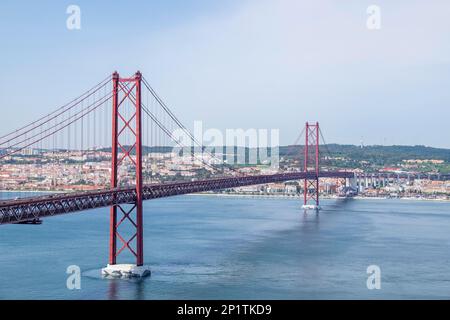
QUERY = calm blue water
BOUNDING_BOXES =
[0,192,450,299]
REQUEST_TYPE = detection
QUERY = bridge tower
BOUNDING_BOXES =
[102,71,150,278]
[302,122,320,210]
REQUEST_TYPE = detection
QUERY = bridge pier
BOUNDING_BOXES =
[357,173,365,193]
[347,174,358,192]
[16,218,42,225]
[102,263,150,278]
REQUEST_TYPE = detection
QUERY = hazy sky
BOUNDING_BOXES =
[1,0,449,147]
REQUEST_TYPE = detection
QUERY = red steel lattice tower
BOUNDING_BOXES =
[109,71,144,266]
[303,122,320,207]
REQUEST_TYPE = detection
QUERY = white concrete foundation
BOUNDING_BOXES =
[301,204,321,211]
[101,264,151,278]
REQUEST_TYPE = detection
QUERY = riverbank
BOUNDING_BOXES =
[1,190,448,203]
[0,190,66,194]
[191,192,450,202]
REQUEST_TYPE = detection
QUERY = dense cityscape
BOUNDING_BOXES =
[1,146,449,201]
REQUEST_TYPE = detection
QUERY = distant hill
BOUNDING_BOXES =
[312,144,450,163]
[99,144,450,165]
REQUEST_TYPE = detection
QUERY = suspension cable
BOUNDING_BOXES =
[0,75,111,144]
[141,77,243,176]
[0,93,113,160]
[2,89,112,150]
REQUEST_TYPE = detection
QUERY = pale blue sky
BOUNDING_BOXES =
[0,0,449,147]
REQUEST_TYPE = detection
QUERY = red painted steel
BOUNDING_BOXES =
[303,122,320,206]
[315,122,320,204]
[109,72,119,265]
[109,71,144,266]
[304,123,309,205]
[135,71,144,266]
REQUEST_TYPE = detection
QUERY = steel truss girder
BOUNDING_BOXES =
[0,171,353,225]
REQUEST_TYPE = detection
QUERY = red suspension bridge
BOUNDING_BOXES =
[0,71,353,276]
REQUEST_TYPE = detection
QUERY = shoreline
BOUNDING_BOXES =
[190,192,450,203]
[0,190,65,194]
[1,190,448,203]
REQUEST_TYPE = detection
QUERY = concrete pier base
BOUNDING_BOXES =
[301,204,321,211]
[101,264,151,278]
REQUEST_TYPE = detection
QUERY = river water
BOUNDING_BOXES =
[0,192,449,299]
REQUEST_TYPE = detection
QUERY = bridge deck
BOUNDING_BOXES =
[0,171,353,225]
